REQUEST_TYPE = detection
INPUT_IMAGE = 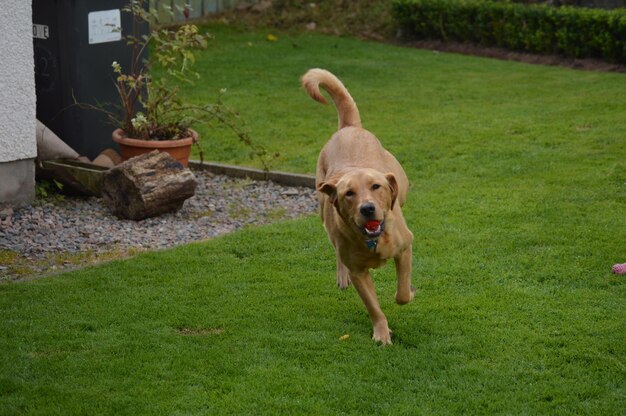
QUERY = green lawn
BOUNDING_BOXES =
[1,24,625,414]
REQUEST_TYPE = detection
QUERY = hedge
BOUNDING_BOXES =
[392,0,626,63]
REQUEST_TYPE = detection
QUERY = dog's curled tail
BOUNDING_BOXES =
[301,68,362,129]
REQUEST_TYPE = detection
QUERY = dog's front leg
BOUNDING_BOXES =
[394,245,416,305]
[336,250,351,289]
[350,270,392,345]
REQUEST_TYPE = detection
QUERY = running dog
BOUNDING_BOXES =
[301,68,415,345]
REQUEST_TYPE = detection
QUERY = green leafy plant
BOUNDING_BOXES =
[35,179,64,202]
[78,0,275,169]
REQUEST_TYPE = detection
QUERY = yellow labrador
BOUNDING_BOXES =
[301,68,415,345]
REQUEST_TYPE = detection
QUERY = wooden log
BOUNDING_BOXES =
[102,150,197,220]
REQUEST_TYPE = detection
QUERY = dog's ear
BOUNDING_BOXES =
[318,181,339,208]
[385,173,398,210]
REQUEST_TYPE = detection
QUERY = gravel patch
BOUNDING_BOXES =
[0,169,318,280]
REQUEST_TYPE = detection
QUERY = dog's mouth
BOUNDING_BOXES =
[361,220,384,238]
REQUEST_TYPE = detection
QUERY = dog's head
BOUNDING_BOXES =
[318,168,398,238]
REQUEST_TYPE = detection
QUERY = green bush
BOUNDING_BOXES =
[392,0,626,63]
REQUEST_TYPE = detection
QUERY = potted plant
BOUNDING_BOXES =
[82,0,272,169]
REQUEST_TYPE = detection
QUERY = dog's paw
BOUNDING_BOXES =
[337,276,351,289]
[337,268,351,289]
[372,324,392,345]
[395,285,416,305]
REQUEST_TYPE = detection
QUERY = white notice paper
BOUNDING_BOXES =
[88,9,122,45]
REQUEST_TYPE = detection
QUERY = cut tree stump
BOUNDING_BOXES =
[102,150,197,220]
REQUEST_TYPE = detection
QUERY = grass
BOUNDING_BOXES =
[1,23,625,414]
[0,248,145,283]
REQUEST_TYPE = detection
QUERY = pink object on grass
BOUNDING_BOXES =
[611,262,626,274]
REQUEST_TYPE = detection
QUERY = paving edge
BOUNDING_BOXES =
[188,160,316,189]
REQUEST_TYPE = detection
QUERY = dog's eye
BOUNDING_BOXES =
[372,184,381,190]
[345,190,355,197]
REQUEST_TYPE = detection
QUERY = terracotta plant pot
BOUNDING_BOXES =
[112,128,197,167]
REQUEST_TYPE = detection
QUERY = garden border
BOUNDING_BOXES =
[189,160,316,189]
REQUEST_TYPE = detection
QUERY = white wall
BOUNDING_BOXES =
[0,0,37,163]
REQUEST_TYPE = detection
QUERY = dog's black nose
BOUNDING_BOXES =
[360,203,376,217]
